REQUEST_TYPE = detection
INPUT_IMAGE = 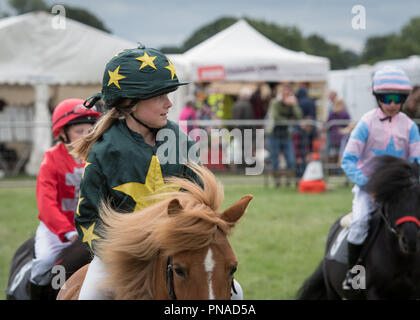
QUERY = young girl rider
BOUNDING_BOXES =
[30,99,100,299]
[341,65,420,290]
[72,44,243,299]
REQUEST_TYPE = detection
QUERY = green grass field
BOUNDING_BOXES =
[0,179,353,300]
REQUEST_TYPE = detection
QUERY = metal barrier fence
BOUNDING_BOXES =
[0,119,356,186]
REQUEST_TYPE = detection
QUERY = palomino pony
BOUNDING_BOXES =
[57,163,252,300]
[297,155,420,299]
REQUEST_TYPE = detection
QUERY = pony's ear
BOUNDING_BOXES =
[167,198,183,215]
[221,195,253,223]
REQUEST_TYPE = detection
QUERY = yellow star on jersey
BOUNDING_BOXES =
[82,162,91,179]
[135,52,157,70]
[76,197,84,216]
[107,65,126,89]
[164,60,177,80]
[80,222,101,249]
[113,156,178,211]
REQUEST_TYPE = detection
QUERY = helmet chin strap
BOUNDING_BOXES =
[126,99,161,135]
[129,113,160,134]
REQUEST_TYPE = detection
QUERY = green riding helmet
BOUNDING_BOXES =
[84,44,188,109]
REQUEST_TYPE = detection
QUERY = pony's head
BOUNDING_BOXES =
[367,155,420,255]
[95,163,252,300]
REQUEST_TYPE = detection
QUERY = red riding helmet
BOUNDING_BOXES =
[52,99,101,138]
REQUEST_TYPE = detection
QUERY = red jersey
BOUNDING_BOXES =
[36,143,84,242]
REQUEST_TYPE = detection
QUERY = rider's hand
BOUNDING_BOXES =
[69,234,79,243]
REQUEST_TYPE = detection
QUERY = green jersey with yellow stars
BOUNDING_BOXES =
[75,118,199,252]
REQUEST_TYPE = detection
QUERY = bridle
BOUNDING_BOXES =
[165,255,238,300]
[379,201,420,237]
[166,256,177,300]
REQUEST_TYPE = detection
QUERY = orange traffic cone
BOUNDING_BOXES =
[298,153,327,193]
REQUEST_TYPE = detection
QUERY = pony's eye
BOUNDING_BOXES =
[174,266,186,278]
[229,265,237,276]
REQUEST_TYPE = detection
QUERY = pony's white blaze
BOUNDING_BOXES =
[204,248,216,299]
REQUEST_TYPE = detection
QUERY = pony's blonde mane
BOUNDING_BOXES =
[95,163,235,300]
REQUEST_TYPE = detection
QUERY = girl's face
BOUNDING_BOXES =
[132,94,172,128]
[60,123,93,143]
[379,100,401,118]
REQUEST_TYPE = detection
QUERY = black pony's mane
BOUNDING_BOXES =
[366,155,420,204]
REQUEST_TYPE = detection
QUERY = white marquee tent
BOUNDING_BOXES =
[0,11,137,175]
[168,19,330,121]
[172,19,330,82]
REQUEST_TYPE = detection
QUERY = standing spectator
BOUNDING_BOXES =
[265,84,302,187]
[295,84,317,174]
[293,116,317,179]
[233,87,254,121]
[327,90,337,113]
[402,86,420,128]
[179,95,198,135]
[326,98,351,167]
[296,84,316,120]
[233,87,255,169]
[250,82,269,119]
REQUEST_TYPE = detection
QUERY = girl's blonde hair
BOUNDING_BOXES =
[71,101,132,161]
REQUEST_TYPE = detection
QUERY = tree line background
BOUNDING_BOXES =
[3,0,420,70]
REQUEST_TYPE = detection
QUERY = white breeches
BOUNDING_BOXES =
[347,185,377,245]
[30,222,72,285]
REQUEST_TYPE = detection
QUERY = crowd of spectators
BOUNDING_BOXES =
[178,82,420,186]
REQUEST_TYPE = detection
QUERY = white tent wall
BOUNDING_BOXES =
[167,54,193,122]
[0,12,137,176]
[328,66,376,122]
[374,56,420,86]
[25,84,52,175]
[182,20,329,83]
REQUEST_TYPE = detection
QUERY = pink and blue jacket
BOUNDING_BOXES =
[341,108,420,187]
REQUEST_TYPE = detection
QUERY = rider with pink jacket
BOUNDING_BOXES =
[341,65,420,290]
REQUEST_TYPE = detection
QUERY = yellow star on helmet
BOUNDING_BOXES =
[80,222,101,249]
[107,65,126,89]
[164,60,177,80]
[135,52,157,70]
[113,155,179,211]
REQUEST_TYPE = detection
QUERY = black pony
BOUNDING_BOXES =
[297,155,420,299]
[6,236,91,300]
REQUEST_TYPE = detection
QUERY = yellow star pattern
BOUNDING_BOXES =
[82,162,91,179]
[164,60,177,80]
[76,197,84,216]
[107,65,126,89]
[113,155,178,211]
[135,52,157,70]
[80,222,101,249]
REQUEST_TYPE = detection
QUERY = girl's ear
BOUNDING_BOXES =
[58,128,66,142]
